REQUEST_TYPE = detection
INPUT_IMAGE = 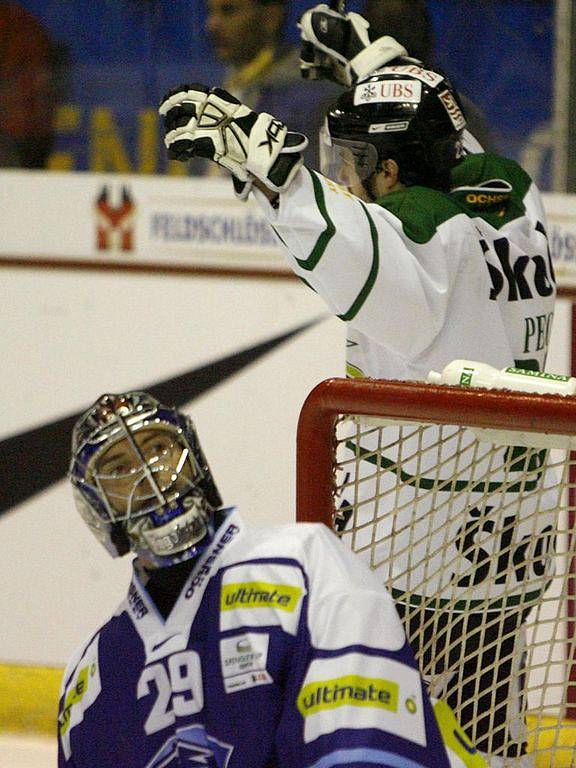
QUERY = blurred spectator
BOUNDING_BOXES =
[364,0,498,153]
[0,2,68,168]
[204,0,338,168]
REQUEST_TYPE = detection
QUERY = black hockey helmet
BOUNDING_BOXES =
[321,63,467,192]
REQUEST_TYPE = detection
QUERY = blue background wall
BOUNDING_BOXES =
[14,0,554,185]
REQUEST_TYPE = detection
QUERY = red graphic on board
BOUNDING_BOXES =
[96,186,135,251]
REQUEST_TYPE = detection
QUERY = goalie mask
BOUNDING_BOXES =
[69,392,222,567]
[321,64,467,193]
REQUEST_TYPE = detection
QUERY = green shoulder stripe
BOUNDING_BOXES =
[295,168,335,270]
[338,201,379,322]
[375,186,463,244]
[293,171,379,321]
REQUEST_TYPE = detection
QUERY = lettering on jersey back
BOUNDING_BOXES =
[451,503,554,600]
[523,312,554,354]
[482,222,556,303]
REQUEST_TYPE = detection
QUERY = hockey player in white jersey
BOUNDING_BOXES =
[157,8,554,766]
[58,391,484,768]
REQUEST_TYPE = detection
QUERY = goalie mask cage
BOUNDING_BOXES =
[296,377,576,768]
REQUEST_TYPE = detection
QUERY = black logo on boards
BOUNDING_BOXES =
[0,318,324,517]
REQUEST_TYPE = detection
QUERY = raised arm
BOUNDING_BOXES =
[159,86,463,356]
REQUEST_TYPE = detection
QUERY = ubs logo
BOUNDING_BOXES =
[95,185,135,251]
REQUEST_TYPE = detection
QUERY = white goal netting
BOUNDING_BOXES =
[297,379,576,768]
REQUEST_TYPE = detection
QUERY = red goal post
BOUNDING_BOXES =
[296,377,576,766]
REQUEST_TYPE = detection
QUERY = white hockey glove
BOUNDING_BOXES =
[299,3,408,87]
[159,83,308,199]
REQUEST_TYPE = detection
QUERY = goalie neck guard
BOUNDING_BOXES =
[321,63,467,192]
[69,392,222,568]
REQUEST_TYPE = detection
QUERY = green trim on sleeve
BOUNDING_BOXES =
[337,202,379,321]
[270,224,288,248]
[298,275,317,292]
[270,225,316,294]
[295,169,336,271]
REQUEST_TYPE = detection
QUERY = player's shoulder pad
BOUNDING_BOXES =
[59,630,104,761]
[452,152,532,193]
[292,523,407,652]
[288,521,387,596]
[224,520,388,603]
[449,152,532,226]
[376,185,465,245]
[59,600,121,698]
[233,520,331,562]
[60,628,102,697]
[236,521,372,578]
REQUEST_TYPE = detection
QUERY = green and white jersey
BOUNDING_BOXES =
[255,155,557,610]
[257,153,555,381]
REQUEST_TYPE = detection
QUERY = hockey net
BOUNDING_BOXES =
[296,377,576,768]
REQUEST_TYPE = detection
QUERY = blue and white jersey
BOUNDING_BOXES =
[58,509,453,768]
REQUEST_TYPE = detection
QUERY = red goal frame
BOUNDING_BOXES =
[296,376,576,716]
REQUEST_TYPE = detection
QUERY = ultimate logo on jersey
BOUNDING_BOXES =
[298,654,427,747]
[59,663,98,736]
[297,675,399,716]
[59,637,102,761]
[220,581,302,612]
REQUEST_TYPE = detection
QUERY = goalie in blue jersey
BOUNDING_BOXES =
[58,391,484,768]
